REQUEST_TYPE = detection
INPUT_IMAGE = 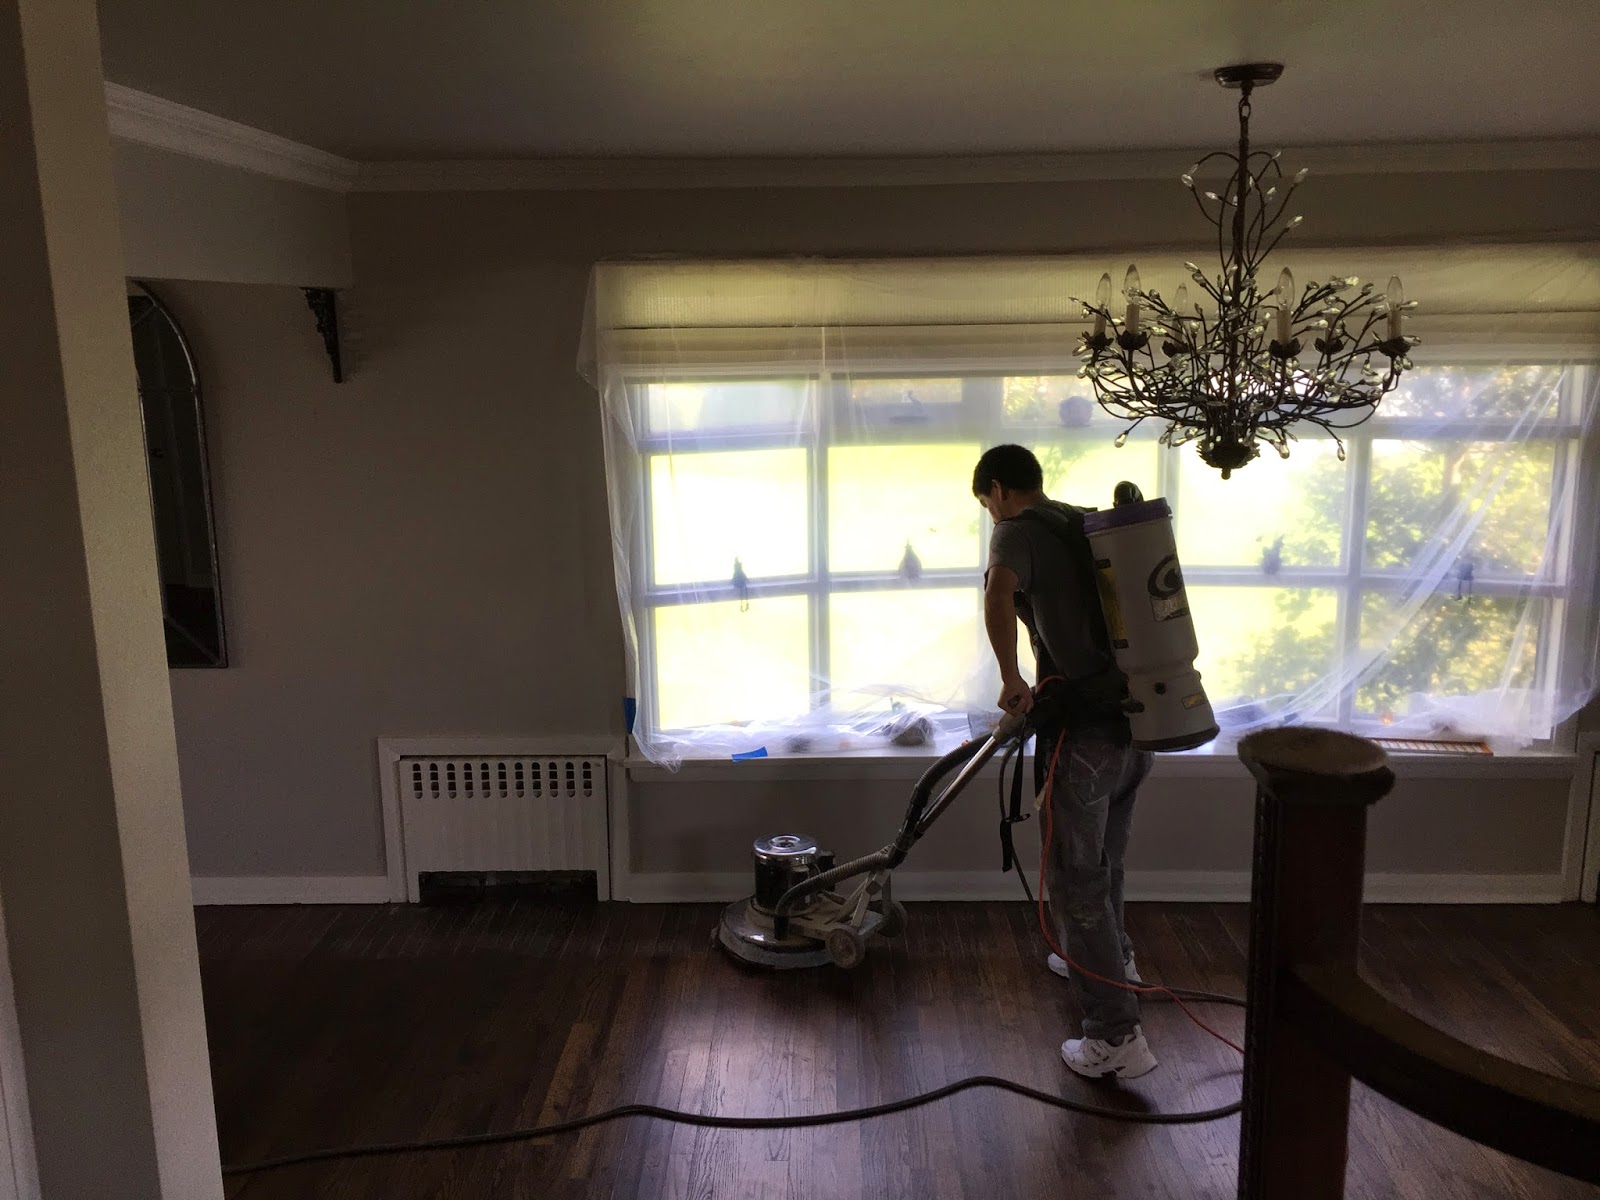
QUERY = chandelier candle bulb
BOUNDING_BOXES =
[1275,268,1294,344]
[1387,276,1406,340]
[1093,273,1112,339]
[1124,265,1143,333]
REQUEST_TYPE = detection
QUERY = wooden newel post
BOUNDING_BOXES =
[1236,728,1396,1200]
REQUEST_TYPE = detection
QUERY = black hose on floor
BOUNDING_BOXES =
[221,988,1246,1177]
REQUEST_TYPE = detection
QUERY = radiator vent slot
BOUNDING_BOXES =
[397,756,605,902]
[409,757,598,802]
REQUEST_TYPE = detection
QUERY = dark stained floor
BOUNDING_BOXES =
[198,900,1600,1199]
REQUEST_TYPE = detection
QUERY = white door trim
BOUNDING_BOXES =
[1575,733,1600,904]
[0,893,40,1200]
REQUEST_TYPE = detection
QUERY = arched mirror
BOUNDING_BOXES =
[128,281,227,667]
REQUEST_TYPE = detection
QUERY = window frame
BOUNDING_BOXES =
[625,360,1594,750]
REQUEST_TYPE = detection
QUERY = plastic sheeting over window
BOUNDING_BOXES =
[582,250,1600,763]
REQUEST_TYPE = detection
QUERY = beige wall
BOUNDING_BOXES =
[165,167,1598,883]
[113,140,350,287]
[164,276,621,876]
[626,769,1572,883]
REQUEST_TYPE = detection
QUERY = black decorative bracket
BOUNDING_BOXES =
[302,287,344,383]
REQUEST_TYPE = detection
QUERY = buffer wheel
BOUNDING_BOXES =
[877,900,908,938]
[826,926,866,970]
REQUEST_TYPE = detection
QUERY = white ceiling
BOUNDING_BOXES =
[95,0,1600,160]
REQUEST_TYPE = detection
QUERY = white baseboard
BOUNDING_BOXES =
[188,868,1568,907]
[1362,872,1566,904]
[190,875,394,906]
[618,868,1567,905]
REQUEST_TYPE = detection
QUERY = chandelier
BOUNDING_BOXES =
[1076,63,1418,478]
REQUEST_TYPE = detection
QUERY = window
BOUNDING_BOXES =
[616,358,1595,754]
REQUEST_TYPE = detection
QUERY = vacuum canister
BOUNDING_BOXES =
[1082,498,1220,752]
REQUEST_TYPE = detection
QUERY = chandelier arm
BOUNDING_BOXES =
[1189,185,1226,233]
[1326,404,1381,431]
[1191,271,1223,304]
[1187,149,1242,231]
[1347,309,1387,358]
[1244,155,1287,265]
[1254,223,1300,272]
[1245,197,1272,265]
[1121,353,1148,409]
[1253,181,1303,262]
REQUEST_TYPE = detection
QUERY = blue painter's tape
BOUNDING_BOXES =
[623,696,637,735]
[730,747,769,762]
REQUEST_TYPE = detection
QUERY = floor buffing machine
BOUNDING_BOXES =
[717,483,1222,971]
[717,710,1029,969]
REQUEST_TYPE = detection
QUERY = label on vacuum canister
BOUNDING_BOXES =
[1182,692,1208,710]
[1093,560,1129,649]
[1146,554,1190,622]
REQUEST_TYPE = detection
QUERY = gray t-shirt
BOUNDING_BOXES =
[986,499,1122,698]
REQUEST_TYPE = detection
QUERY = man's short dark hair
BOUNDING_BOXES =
[972,444,1044,496]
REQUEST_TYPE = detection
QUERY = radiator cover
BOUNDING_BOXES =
[396,756,606,902]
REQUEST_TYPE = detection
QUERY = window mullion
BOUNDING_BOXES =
[810,375,832,708]
[1337,433,1374,726]
[634,385,662,741]
[1542,365,1594,745]
[1157,438,1178,508]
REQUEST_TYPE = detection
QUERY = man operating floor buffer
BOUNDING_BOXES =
[718,470,1220,980]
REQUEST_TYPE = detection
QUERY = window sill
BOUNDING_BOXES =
[625,742,1577,784]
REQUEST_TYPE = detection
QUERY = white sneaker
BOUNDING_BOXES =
[1061,1027,1158,1080]
[1047,950,1142,984]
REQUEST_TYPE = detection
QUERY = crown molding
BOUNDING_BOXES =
[105,83,359,191]
[354,138,1600,192]
[102,84,1599,195]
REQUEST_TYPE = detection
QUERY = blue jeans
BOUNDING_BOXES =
[1043,732,1153,1042]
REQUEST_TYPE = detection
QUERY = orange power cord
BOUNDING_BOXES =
[1029,709,1245,1056]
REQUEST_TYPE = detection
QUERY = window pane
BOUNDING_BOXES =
[844,376,964,427]
[1004,376,1108,429]
[1365,440,1559,576]
[1187,586,1339,708]
[829,589,981,709]
[1034,438,1161,512]
[1356,593,1542,718]
[645,379,811,435]
[828,444,981,573]
[654,597,810,729]
[1379,364,1564,422]
[1175,439,1347,569]
[650,449,809,586]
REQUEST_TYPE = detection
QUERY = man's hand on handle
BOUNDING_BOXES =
[998,675,1034,715]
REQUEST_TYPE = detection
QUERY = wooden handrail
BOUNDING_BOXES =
[1284,965,1600,1185]
[1234,726,1600,1198]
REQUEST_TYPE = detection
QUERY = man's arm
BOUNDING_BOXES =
[983,564,1033,714]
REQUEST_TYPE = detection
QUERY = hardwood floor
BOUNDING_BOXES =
[198,900,1600,1200]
